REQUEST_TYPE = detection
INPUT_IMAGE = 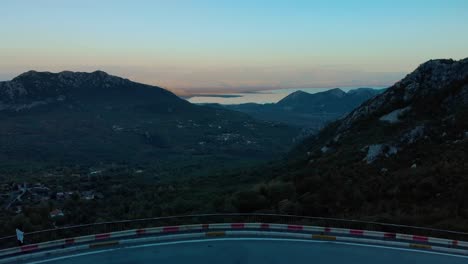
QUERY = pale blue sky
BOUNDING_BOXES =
[1,0,467,94]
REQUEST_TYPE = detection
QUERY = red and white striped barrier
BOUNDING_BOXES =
[1,222,467,262]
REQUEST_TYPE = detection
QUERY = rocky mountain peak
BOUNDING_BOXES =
[327,88,346,97]
[339,58,468,130]
[347,87,379,95]
[278,88,347,105]
[283,90,308,99]
[14,70,40,79]
[91,70,109,76]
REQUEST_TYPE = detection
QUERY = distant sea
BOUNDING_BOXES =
[187,87,386,105]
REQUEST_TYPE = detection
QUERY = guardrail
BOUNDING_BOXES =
[2,222,468,263]
[1,213,468,250]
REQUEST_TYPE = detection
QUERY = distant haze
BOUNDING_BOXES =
[1,1,467,95]
[187,87,385,104]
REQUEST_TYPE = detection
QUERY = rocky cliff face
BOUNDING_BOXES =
[301,58,468,164]
[290,58,468,166]
[340,59,468,131]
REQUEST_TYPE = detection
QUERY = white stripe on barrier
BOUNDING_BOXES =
[396,234,413,240]
[182,224,204,230]
[302,226,325,233]
[267,224,288,230]
[457,240,468,247]
[363,230,386,238]
[208,223,231,229]
[429,237,453,246]
[109,230,134,237]
[144,226,163,234]
[244,223,261,229]
[331,227,349,234]
[74,235,94,244]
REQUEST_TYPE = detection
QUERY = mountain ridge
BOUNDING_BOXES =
[276,88,347,106]
[215,87,383,130]
[0,70,182,112]
[340,58,468,131]
[295,58,468,162]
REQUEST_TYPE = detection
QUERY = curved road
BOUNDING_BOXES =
[22,238,468,264]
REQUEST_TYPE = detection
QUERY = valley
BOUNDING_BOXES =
[1,59,467,238]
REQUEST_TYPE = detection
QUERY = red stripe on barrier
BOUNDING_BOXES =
[136,229,146,235]
[324,227,331,233]
[21,244,38,252]
[452,240,459,246]
[231,223,245,229]
[287,225,303,231]
[202,224,209,229]
[163,226,179,233]
[413,235,428,242]
[350,229,364,236]
[95,233,110,240]
[261,223,270,229]
[384,233,396,239]
[65,238,75,245]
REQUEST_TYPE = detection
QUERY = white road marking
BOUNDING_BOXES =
[26,248,119,264]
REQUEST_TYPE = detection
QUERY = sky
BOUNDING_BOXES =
[1,0,468,95]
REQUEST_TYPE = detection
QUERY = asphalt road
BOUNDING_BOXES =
[24,238,468,264]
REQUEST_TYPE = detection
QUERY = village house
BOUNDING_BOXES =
[50,209,64,218]
[81,191,95,200]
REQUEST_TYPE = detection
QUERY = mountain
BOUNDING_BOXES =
[0,71,298,173]
[276,88,346,111]
[276,88,381,113]
[0,70,193,112]
[227,58,468,230]
[296,58,468,163]
[214,88,383,131]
